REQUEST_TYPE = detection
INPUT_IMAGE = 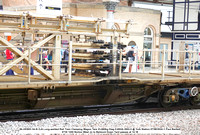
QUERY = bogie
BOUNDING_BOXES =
[158,86,200,107]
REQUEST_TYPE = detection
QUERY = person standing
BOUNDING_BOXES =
[17,43,23,70]
[5,49,14,75]
[43,51,50,70]
[48,51,53,70]
[127,46,135,73]
[63,49,69,73]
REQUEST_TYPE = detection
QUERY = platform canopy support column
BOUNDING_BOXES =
[103,0,119,42]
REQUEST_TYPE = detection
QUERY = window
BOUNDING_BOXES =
[143,27,153,66]
[173,1,200,31]
[128,41,136,46]
[143,27,153,49]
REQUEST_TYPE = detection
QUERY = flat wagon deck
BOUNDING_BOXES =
[1,72,200,89]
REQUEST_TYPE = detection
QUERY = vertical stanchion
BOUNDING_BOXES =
[28,43,31,84]
[135,47,138,73]
[143,50,145,73]
[112,32,117,76]
[193,51,195,72]
[52,35,61,79]
[189,51,191,78]
[119,49,122,79]
[68,41,72,83]
[162,47,165,80]
[179,41,185,72]
[176,50,178,72]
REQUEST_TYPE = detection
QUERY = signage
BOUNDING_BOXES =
[37,0,62,16]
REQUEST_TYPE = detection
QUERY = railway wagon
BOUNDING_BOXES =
[0,11,199,112]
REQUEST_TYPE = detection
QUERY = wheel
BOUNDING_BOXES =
[189,88,200,105]
[158,89,173,108]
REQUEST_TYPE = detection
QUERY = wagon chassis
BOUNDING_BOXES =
[0,11,199,111]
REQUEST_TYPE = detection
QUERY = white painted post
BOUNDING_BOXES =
[189,51,191,78]
[68,41,72,83]
[143,50,145,73]
[176,50,178,72]
[193,51,195,72]
[162,47,165,80]
[119,49,122,79]
[113,32,117,76]
[52,35,61,80]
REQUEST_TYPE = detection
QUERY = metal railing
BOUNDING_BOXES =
[0,43,200,84]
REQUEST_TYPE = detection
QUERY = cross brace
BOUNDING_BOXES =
[0,34,56,80]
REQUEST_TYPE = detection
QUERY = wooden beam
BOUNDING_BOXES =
[0,57,24,75]
[24,34,55,55]
[52,35,61,80]
[29,24,59,29]
[0,22,20,27]
[23,58,55,80]
[22,34,56,80]
[0,36,24,57]
[16,75,46,80]
[0,11,130,36]
[0,35,55,80]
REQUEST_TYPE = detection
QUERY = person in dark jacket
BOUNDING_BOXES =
[63,49,69,73]
[127,46,135,73]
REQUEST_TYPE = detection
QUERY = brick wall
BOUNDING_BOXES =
[2,0,37,7]
[2,0,128,7]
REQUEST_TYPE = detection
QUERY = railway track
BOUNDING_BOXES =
[0,101,200,122]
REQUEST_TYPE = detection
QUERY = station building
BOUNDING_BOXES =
[1,0,172,67]
[172,0,200,61]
